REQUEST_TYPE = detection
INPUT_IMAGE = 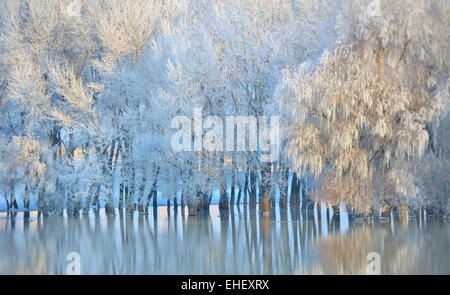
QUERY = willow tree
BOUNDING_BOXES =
[278,0,448,213]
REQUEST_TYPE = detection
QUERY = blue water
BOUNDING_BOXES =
[0,205,448,274]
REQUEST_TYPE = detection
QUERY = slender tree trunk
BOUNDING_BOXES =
[280,169,289,209]
[219,169,229,211]
[270,186,276,209]
[83,184,94,215]
[119,182,124,210]
[196,193,202,211]
[180,170,185,208]
[104,178,115,216]
[236,184,242,206]
[146,190,154,214]
[296,177,301,205]
[23,184,30,218]
[145,191,153,214]
[125,168,136,215]
[36,189,42,216]
[152,188,158,209]
[290,173,298,207]
[67,131,81,216]
[153,168,160,210]
[249,172,257,210]
[146,166,159,213]
[137,195,145,214]
[243,172,249,210]
[104,139,118,216]
[173,196,178,210]
[260,163,271,214]
[180,189,185,208]
[10,185,18,209]
[300,177,308,209]
[92,184,100,211]
[230,167,236,208]
[270,165,279,210]
[138,167,147,214]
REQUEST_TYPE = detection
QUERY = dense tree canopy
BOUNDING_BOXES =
[0,0,448,217]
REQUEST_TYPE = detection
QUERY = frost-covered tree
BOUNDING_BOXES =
[0,0,447,218]
[278,0,449,213]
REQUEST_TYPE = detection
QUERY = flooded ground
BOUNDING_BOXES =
[0,205,449,275]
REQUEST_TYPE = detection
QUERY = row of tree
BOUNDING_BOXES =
[0,0,448,217]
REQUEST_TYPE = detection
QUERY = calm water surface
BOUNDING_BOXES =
[0,205,449,274]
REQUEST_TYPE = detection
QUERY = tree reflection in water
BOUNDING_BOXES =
[0,205,449,274]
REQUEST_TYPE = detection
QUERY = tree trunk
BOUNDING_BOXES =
[270,187,276,209]
[249,172,257,210]
[236,184,242,206]
[296,176,301,205]
[279,169,289,209]
[146,166,159,213]
[152,189,158,209]
[180,189,185,208]
[138,203,145,214]
[104,139,118,216]
[219,154,229,212]
[230,167,236,208]
[381,205,392,219]
[188,199,198,216]
[24,184,30,218]
[10,185,18,209]
[105,179,115,215]
[290,173,298,207]
[92,184,100,212]
[105,201,115,216]
[138,167,147,214]
[145,192,154,214]
[401,204,407,223]
[219,175,229,211]
[67,195,80,216]
[153,168,160,210]
[300,177,308,209]
[82,188,91,215]
[259,162,271,215]
[243,172,249,210]
[125,168,136,215]
[119,182,124,210]
[196,191,210,212]
[36,190,42,216]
